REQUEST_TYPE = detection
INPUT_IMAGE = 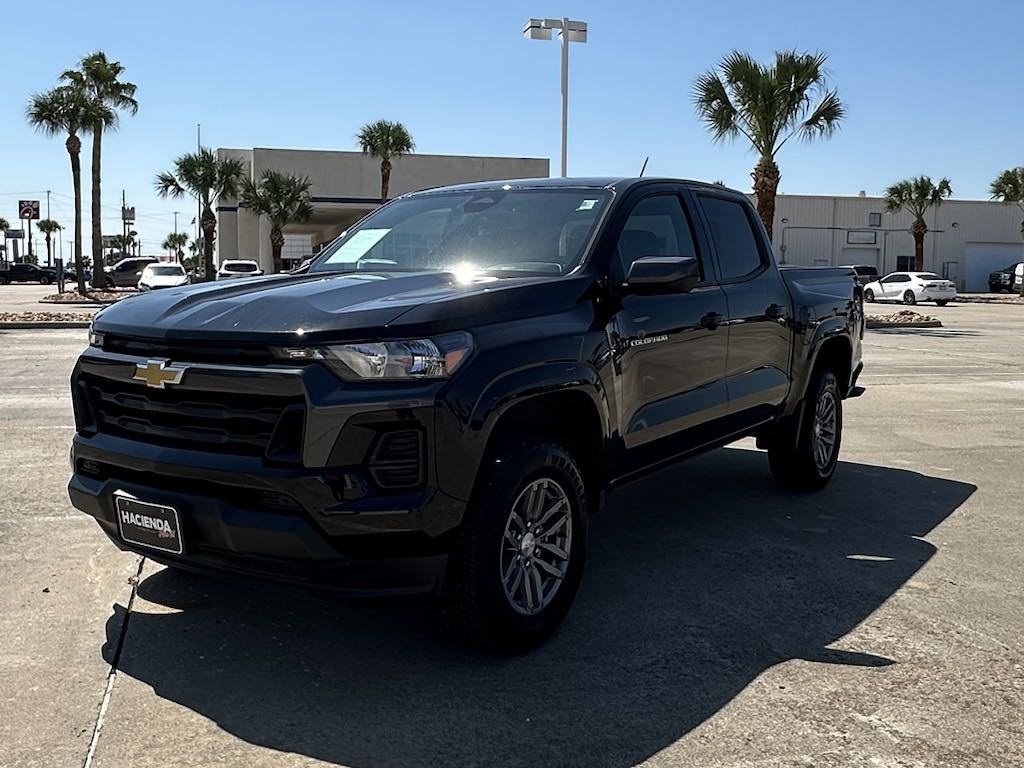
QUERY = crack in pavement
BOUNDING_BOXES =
[81,556,146,768]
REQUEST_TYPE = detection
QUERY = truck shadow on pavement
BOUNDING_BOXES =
[102,447,975,768]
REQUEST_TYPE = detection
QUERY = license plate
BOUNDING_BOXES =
[115,495,183,554]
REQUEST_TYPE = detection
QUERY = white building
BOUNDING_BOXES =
[770,193,1024,291]
[215,148,549,272]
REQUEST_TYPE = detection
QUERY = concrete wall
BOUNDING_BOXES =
[216,148,549,271]
[768,193,1024,289]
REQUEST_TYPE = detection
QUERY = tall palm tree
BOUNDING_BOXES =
[154,147,246,281]
[162,231,189,261]
[693,50,845,239]
[240,170,314,274]
[357,120,415,202]
[989,167,1024,296]
[26,85,93,294]
[883,176,952,272]
[61,52,138,273]
[36,219,62,267]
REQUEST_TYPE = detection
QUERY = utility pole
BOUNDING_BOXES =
[46,190,52,266]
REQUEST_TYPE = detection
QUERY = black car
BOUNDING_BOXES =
[988,262,1023,293]
[0,262,57,285]
[69,177,864,650]
[839,264,879,286]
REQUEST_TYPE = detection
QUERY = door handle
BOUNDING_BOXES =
[700,312,723,330]
[766,303,785,320]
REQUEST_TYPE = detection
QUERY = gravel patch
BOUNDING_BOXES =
[955,294,1024,304]
[41,290,133,304]
[0,311,94,324]
[866,310,942,329]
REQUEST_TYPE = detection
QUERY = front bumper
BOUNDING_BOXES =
[68,346,467,596]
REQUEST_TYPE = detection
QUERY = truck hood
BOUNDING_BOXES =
[92,270,593,343]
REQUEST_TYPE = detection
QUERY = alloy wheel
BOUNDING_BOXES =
[812,388,838,471]
[499,478,573,616]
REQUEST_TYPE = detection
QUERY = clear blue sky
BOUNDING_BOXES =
[2,0,1021,256]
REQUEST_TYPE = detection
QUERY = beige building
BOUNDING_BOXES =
[215,148,549,271]
[770,193,1024,291]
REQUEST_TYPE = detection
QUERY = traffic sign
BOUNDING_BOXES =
[5,228,25,238]
[19,200,40,220]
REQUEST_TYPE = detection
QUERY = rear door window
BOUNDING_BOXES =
[698,196,765,281]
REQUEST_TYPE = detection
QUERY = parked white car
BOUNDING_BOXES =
[217,260,264,280]
[137,263,189,292]
[864,272,957,306]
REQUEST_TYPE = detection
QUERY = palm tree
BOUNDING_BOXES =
[357,120,415,202]
[883,176,952,272]
[36,219,62,267]
[61,52,138,274]
[693,50,845,239]
[154,147,246,281]
[240,170,314,273]
[26,85,93,294]
[162,232,189,261]
[990,168,1024,296]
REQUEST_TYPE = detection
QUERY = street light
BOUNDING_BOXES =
[523,17,587,178]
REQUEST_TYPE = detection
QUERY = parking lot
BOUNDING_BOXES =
[1,302,1022,768]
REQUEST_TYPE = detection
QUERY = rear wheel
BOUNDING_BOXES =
[442,441,588,651]
[0,275,9,285]
[768,368,842,491]
[935,300,948,307]
[903,290,916,305]
[864,288,875,302]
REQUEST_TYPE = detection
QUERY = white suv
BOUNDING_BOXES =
[217,260,264,280]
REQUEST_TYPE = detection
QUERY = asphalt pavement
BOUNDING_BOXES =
[1,302,1022,767]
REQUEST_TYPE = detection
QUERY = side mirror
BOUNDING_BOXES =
[625,256,700,294]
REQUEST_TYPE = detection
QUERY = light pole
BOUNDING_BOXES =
[523,17,587,177]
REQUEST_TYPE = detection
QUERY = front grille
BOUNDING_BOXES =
[367,429,423,490]
[82,374,305,458]
[102,335,278,365]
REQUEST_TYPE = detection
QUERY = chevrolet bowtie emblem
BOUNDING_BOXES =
[132,359,188,389]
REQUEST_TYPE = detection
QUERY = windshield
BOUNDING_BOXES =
[146,265,184,276]
[310,189,610,277]
[226,262,259,272]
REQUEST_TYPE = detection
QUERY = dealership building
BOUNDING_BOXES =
[769,193,1024,291]
[214,147,1023,291]
[215,148,548,270]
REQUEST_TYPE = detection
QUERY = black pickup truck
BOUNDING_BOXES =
[69,177,864,650]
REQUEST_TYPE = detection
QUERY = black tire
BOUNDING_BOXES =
[768,368,842,492]
[989,284,1001,294]
[442,441,588,651]
[864,288,875,303]
[105,277,115,290]
[39,275,51,285]
[0,275,9,285]
[902,290,916,305]
[935,300,948,307]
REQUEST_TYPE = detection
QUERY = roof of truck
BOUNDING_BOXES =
[411,177,740,195]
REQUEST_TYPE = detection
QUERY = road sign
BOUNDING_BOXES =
[121,206,135,221]
[5,228,25,238]
[19,200,40,220]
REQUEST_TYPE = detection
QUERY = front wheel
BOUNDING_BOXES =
[442,441,588,651]
[864,288,875,302]
[39,275,51,285]
[768,368,842,491]
[903,290,917,305]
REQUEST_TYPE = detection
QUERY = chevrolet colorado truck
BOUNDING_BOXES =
[69,177,864,650]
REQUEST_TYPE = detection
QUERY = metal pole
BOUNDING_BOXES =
[560,17,569,178]
[46,190,52,266]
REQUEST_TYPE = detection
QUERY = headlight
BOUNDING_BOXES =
[278,332,473,380]
[88,324,104,347]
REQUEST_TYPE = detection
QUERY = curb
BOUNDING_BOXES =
[0,321,92,329]
[866,321,943,329]
[953,297,1024,305]
[38,298,117,306]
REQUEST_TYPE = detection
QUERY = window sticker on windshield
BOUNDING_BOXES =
[577,199,599,211]
[324,228,391,263]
